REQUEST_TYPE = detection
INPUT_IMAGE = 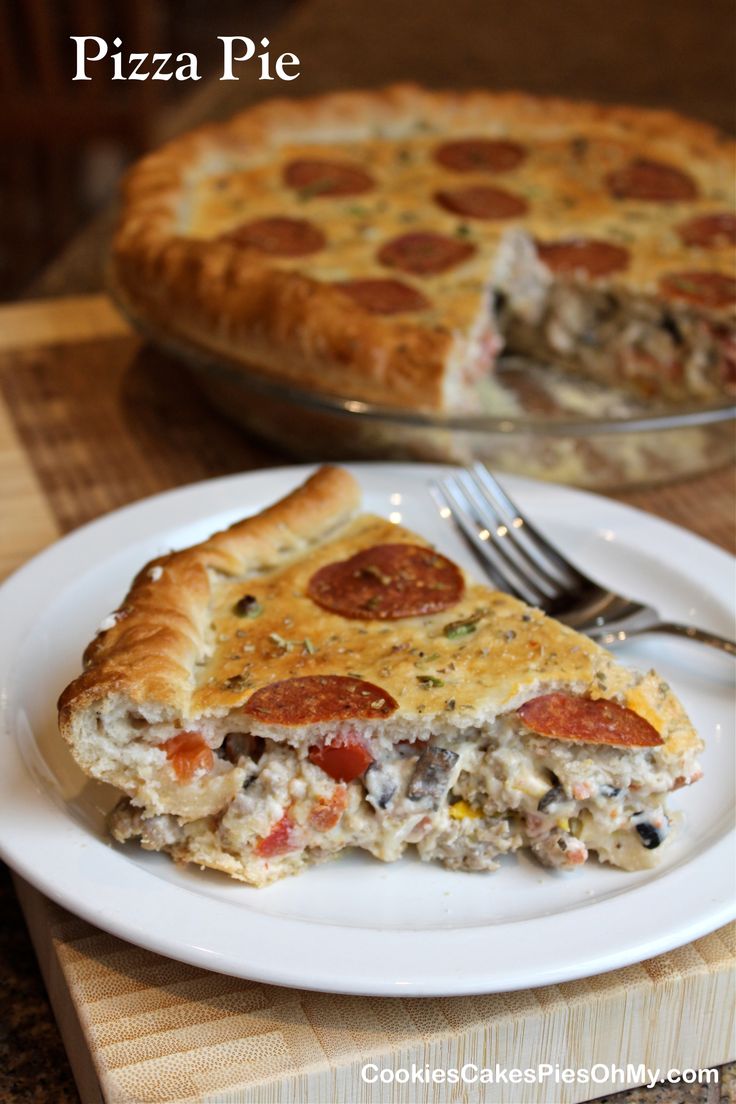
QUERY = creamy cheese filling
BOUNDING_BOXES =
[494,230,733,402]
[110,710,700,882]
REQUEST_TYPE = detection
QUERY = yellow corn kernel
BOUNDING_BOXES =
[449,800,482,820]
[556,817,570,832]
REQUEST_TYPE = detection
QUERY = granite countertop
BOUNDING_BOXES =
[1,863,78,1104]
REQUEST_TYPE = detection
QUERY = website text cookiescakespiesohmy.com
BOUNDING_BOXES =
[360,1061,719,1090]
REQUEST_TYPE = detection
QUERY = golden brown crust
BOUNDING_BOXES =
[110,251,453,410]
[111,83,735,411]
[58,466,360,728]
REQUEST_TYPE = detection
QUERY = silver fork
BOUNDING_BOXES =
[431,463,736,656]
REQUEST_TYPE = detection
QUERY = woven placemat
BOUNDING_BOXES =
[0,328,733,550]
[0,336,277,535]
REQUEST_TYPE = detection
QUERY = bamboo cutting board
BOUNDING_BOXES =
[0,296,734,1104]
[10,877,736,1104]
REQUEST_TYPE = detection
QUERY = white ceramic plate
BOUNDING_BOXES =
[0,464,734,997]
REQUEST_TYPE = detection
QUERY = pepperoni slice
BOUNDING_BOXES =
[677,213,736,249]
[308,543,464,620]
[283,158,374,197]
[517,693,663,747]
[245,675,398,725]
[605,158,698,202]
[336,278,430,314]
[223,217,325,257]
[434,138,527,174]
[377,231,476,275]
[536,238,630,278]
[659,271,736,309]
[434,185,529,220]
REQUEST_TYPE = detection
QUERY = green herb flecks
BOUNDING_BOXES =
[443,608,487,640]
[358,563,393,585]
[268,632,317,656]
[233,595,262,619]
[666,276,703,296]
[417,674,444,688]
[297,178,337,200]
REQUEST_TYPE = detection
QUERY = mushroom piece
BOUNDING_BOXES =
[407,746,459,808]
[220,732,264,765]
[364,762,399,810]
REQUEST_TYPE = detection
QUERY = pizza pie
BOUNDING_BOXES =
[111,84,735,412]
[58,466,703,886]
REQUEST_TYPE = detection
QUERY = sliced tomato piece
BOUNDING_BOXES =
[256,814,297,858]
[162,732,214,781]
[308,733,374,782]
[309,787,349,831]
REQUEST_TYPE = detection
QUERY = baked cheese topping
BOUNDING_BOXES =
[185,131,735,339]
[112,88,736,410]
[191,515,604,719]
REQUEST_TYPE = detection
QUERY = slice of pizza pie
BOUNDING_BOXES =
[58,466,702,886]
[110,85,735,412]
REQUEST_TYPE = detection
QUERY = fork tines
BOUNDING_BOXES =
[430,463,585,608]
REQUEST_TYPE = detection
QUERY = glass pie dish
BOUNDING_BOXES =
[121,301,735,491]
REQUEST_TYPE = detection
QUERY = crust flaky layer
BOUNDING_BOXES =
[58,466,360,814]
[58,465,701,826]
[111,83,735,411]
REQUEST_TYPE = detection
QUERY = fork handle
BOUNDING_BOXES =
[619,620,736,656]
